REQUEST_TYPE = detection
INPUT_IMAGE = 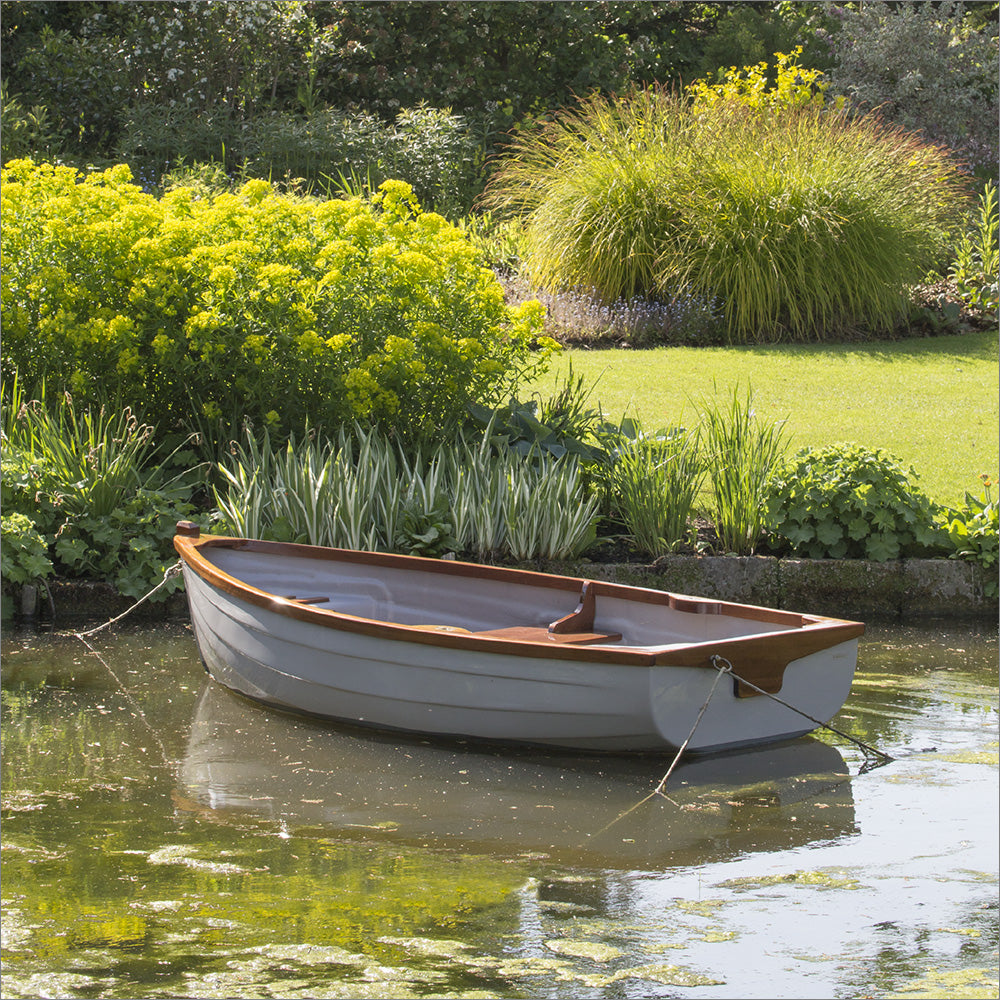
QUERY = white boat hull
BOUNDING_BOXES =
[176,530,862,755]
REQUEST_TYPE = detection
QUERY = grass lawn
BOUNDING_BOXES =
[530,330,999,508]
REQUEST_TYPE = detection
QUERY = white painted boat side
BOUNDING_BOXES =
[649,640,859,753]
[181,561,859,754]
[184,567,664,750]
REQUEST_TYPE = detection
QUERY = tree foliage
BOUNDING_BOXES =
[2,1,995,179]
[819,1,999,173]
[0,1,719,156]
[310,1,711,117]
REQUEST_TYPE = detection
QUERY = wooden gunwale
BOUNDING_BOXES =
[173,528,865,687]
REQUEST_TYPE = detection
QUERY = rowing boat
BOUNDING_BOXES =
[173,521,864,754]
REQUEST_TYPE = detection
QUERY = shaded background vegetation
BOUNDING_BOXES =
[3,0,997,212]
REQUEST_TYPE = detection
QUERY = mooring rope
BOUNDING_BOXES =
[65,560,185,769]
[73,560,183,639]
[710,654,894,766]
[592,650,892,841]
[593,661,734,836]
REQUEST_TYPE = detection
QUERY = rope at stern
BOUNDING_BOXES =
[593,649,892,840]
[593,659,734,836]
[652,659,734,797]
[709,654,894,767]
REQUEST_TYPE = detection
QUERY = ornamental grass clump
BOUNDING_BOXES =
[486,77,970,342]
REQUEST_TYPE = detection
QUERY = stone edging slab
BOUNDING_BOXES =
[548,555,998,622]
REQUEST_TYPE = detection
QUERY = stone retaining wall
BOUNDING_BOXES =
[11,555,997,627]
[562,555,997,622]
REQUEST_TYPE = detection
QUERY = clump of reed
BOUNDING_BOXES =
[700,386,787,555]
[601,427,706,557]
[597,385,787,558]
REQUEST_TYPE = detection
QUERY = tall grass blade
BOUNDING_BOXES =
[700,386,787,555]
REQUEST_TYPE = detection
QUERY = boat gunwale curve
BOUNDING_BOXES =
[173,526,865,686]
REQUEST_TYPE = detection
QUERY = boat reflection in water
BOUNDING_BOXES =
[177,682,858,869]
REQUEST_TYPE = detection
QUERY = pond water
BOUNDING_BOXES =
[1,616,997,1000]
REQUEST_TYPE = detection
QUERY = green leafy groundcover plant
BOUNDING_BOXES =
[0,513,53,588]
[0,159,553,449]
[1,386,207,601]
[944,475,999,596]
[766,443,945,561]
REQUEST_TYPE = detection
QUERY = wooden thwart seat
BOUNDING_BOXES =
[474,581,622,645]
[473,625,622,645]
[280,582,623,645]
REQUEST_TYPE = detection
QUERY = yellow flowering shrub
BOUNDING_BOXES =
[1,160,552,442]
[686,48,845,112]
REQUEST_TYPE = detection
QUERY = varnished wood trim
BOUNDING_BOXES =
[652,620,865,696]
[549,580,596,634]
[475,625,623,645]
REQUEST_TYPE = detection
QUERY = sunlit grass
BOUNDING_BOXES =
[531,331,999,507]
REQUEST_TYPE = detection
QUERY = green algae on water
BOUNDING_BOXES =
[544,939,625,961]
[717,868,864,892]
[885,965,1000,999]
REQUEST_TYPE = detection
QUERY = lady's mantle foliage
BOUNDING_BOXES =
[0,160,551,443]
[767,444,945,561]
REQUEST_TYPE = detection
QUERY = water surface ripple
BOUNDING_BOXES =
[2,620,997,999]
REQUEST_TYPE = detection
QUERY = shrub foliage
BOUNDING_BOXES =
[1,159,552,446]
[117,103,491,217]
[766,444,945,561]
[943,475,999,595]
[821,1,999,174]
